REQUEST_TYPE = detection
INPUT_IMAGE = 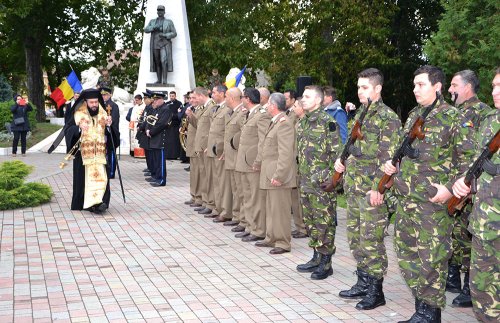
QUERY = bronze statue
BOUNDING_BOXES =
[144,5,177,84]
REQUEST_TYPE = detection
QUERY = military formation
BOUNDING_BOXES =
[133,65,499,323]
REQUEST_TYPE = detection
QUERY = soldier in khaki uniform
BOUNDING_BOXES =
[284,89,307,239]
[259,92,296,254]
[184,92,203,207]
[235,88,271,241]
[222,88,247,232]
[207,85,233,222]
[187,87,217,216]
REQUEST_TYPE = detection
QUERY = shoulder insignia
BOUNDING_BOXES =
[260,109,267,113]
[241,107,248,112]
[328,122,336,131]
[279,116,286,123]
[462,121,474,128]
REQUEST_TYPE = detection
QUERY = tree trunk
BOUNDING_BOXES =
[24,36,45,122]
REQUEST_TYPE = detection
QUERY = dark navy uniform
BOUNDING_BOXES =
[101,87,121,179]
[146,98,173,186]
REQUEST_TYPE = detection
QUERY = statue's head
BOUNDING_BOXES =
[157,5,165,17]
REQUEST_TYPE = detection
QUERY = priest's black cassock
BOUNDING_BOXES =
[164,99,182,159]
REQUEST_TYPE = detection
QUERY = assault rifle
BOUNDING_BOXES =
[447,129,499,216]
[321,99,372,192]
[377,92,440,194]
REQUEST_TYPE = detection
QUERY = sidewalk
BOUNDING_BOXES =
[0,153,476,322]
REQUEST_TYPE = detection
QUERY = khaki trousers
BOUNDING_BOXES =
[264,188,292,251]
[200,152,215,211]
[230,170,242,222]
[241,171,266,237]
[190,157,203,205]
[214,157,231,218]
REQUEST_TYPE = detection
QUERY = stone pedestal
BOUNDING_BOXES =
[136,0,195,97]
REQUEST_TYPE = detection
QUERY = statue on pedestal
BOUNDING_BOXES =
[144,5,177,85]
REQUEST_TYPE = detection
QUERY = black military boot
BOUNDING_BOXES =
[452,271,472,308]
[445,264,462,293]
[355,275,386,310]
[310,253,333,280]
[398,301,441,323]
[339,268,370,299]
[296,249,321,273]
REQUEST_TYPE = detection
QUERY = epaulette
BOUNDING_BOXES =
[241,107,248,112]
[260,108,267,113]
[279,116,286,123]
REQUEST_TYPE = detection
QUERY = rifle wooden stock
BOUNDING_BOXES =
[377,173,394,194]
[323,99,372,192]
[447,129,499,216]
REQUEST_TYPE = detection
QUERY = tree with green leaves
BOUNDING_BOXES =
[0,0,144,121]
[425,0,499,106]
[0,75,13,102]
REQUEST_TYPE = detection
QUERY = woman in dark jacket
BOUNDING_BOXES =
[11,94,33,156]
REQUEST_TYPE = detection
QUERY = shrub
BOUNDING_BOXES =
[0,160,53,210]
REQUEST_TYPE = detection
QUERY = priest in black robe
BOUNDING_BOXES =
[164,91,182,160]
[65,89,117,213]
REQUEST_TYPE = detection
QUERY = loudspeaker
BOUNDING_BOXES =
[296,76,313,98]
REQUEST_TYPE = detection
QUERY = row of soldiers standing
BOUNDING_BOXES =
[183,65,498,323]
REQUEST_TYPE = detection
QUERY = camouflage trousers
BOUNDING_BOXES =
[346,192,389,279]
[394,196,453,309]
[300,190,336,255]
[470,235,500,322]
[449,209,472,271]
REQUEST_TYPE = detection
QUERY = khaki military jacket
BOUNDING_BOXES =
[260,112,296,189]
[185,105,202,157]
[207,102,229,158]
[194,99,216,152]
[235,105,271,173]
[224,104,245,170]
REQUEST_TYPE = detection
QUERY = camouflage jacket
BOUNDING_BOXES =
[456,96,492,132]
[297,108,342,193]
[468,109,499,241]
[393,99,475,202]
[345,99,402,193]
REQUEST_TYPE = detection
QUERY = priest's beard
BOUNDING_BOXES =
[88,107,99,116]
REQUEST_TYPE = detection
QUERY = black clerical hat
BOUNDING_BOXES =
[70,88,105,114]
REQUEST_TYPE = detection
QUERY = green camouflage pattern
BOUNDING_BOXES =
[297,108,341,255]
[470,236,500,322]
[468,108,499,241]
[343,100,402,278]
[468,109,500,323]
[393,99,476,308]
[450,97,493,270]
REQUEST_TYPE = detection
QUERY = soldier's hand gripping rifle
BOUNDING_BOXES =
[447,129,499,216]
[321,99,372,192]
[377,92,440,194]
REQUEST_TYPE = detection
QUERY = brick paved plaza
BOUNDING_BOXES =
[0,153,475,322]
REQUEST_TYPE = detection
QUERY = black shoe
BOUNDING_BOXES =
[310,253,333,280]
[142,168,150,172]
[339,268,370,299]
[235,231,250,238]
[180,160,189,164]
[241,234,264,242]
[398,301,441,323]
[91,203,108,214]
[446,264,462,293]
[145,177,159,182]
[452,271,472,308]
[144,172,152,177]
[231,225,245,232]
[150,181,166,187]
[194,206,205,211]
[297,249,321,273]
[184,166,190,171]
[198,208,212,215]
[355,275,386,310]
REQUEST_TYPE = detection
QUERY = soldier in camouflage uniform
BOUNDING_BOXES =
[452,69,499,323]
[384,65,475,322]
[295,85,341,280]
[334,68,402,310]
[446,70,492,307]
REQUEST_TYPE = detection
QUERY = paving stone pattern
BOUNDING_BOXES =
[0,153,476,322]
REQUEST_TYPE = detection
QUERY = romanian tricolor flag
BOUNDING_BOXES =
[50,71,83,108]
[226,65,246,88]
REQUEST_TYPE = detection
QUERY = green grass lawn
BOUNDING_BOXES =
[0,123,62,148]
